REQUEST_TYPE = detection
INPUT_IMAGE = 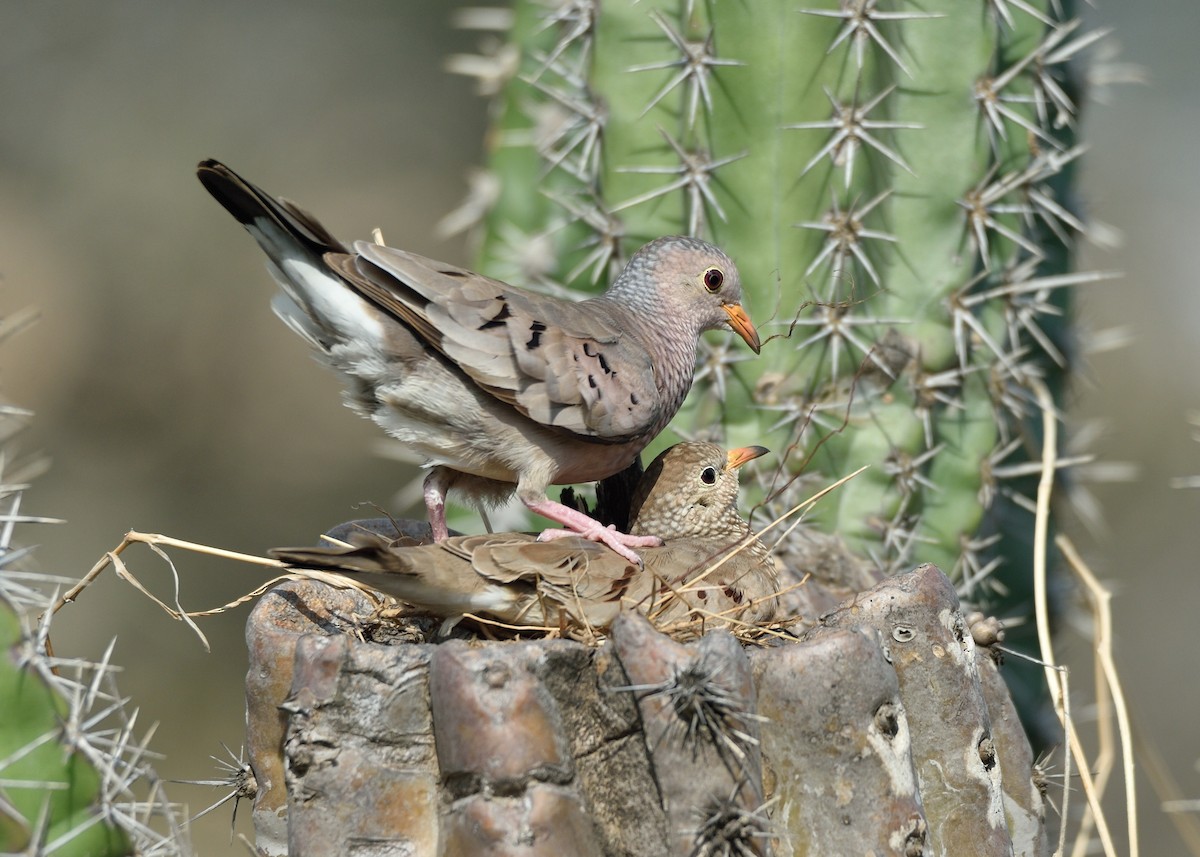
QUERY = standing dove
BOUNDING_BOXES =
[197,160,760,563]
[270,442,779,638]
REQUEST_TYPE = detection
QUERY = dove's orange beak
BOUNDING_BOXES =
[722,303,761,354]
[725,445,770,472]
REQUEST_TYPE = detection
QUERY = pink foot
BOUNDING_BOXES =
[526,499,664,565]
[423,469,453,542]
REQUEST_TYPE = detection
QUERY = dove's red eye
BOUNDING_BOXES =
[700,466,718,484]
[703,268,723,292]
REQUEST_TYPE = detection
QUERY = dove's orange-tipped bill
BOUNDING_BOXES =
[726,445,770,471]
[722,303,761,354]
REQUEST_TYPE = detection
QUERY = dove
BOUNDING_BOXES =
[270,442,779,637]
[197,160,760,564]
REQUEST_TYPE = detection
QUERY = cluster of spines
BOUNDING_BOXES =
[446,4,746,274]
[687,787,776,857]
[0,311,187,856]
[448,1,1116,605]
[649,659,764,771]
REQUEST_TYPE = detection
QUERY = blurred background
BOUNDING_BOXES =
[0,1,1195,853]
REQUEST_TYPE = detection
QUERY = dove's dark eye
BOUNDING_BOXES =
[703,268,724,292]
[700,466,718,485]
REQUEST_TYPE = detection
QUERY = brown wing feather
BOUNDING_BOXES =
[331,242,665,441]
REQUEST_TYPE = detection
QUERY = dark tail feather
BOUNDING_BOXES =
[270,543,402,575]
[270,528,418,574]
[196,159,348,256]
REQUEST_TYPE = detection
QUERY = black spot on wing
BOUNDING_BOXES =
[439,269,468,277]
[526,320,547,350]
[478,300,511,331]
[582,341,616,380]
[630,392,639,405]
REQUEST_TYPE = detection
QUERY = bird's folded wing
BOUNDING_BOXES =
[470,539,730,615]
[328,242,663,441]
[470,537,637,591]
[468,537,639,627]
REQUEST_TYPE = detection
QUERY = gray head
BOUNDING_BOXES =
[605,237,760,353]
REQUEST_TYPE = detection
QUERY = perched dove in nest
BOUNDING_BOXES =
[271,442,779,639]
[197,160,760,564]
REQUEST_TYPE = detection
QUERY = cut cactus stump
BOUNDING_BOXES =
[245,541,1047,856]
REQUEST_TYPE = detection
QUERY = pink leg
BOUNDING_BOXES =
[422,468,455,542]
[525,498,663,565]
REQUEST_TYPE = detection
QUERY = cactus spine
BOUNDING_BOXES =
[0,311,187,856]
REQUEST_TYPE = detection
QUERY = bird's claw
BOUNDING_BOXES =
[537,525,662,566]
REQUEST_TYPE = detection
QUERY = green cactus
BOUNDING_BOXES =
[447,0,1109,622]
[0,600,133,856]
[0,312,187,856]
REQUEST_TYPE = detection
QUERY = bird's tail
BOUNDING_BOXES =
[271,534,525,618]
[197,159,347,260]
[197,159,384,351]
[270,542,411,575]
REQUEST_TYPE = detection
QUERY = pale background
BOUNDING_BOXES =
[0,2,1195,853]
